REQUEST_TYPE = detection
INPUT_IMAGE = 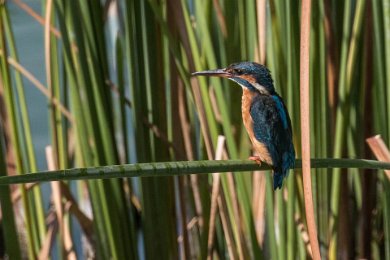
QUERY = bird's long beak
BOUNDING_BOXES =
[191,69,231,78]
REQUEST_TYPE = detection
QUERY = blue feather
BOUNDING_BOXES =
[250,94,295,189]
[272,95,288,129]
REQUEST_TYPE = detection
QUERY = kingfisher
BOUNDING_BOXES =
[192,62,295,189]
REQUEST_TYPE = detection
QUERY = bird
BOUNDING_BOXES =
[192,62,295,189]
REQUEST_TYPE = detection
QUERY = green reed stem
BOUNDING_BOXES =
[0,159,388,185]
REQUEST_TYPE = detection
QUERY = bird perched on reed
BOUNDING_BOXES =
[192,62,295,189]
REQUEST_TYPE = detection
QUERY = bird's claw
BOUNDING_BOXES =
[249,156,262,165]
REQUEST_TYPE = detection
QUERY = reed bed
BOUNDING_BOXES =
[0,0,389,259]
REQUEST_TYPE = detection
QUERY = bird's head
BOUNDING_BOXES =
[192,62,275,95]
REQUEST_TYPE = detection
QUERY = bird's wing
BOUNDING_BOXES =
[273,95,295,169]
[271,95,294,139]
[250,95,295,168]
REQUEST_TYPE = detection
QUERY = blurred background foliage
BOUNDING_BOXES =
[0,0,389,259]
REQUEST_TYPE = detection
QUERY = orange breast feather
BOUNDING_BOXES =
[241,89,273,165]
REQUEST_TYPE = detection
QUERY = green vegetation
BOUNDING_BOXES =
[0,0,389,259]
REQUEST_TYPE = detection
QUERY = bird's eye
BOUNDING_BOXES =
[234,69,243,74]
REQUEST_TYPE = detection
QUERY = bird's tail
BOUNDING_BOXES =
[273,168,286,190]
[273,152,295,189]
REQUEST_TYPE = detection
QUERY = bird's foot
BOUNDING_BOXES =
[248,156,262,165]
